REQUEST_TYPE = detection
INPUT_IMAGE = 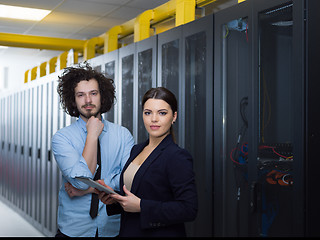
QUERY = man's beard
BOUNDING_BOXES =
[79,111,100,119]
[79,104,100,119]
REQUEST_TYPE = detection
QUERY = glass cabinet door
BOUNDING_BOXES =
[222,17,250,237]
[104,60,115,122]
[136,36,157,143]
[158,27,182,145]
[119,44,135,137]
[137,48,153,142]
[182,14,214,237]
[104,50,119,124]
[214,2,251,237]
[256,2,294,237]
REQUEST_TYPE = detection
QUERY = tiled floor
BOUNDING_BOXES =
[0,200,45,237]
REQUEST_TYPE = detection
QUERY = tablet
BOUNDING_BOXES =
[75,176,118,195]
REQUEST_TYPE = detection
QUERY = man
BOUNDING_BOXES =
[52,63,134,237]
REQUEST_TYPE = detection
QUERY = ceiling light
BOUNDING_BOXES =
[0,46,8,49]
[0,4,51,21]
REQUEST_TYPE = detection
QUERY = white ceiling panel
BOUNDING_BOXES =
[107,6,147,20]
[74,0,132,5]
[0,19,36,33]
[37,11,99,25]
[0,0,63,9]
[54,0,120,16]
[127,0,169,9]
[88,17,125,29]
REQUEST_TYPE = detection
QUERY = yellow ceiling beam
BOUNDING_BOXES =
[118,19,136,39]
[83,37,104,60]
[102,0,177,50]
[31,66,38,81]
[49,57,58,74]
[58,51,69,70]
[24,70,30,83]
[39,62,47,77]
[151,0,176,24]
[196,0,217,8]
[0,32,86,51]
[104,26,122,54]
[134,10,154,42]
[176,0,196,26]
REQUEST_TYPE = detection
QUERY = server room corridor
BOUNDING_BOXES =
[2,0,320,237]
[0,200,45,237]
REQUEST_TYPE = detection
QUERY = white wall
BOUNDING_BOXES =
[0,47,63,94]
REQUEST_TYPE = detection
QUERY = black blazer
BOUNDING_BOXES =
[106,134,198,237]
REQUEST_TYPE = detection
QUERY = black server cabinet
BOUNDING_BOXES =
[158,14,214,237]
[119,44,135,138]
[214,2,251,237]
[104,50,119,123]
[183,15,214,238]
[214,0,320,237]
[136,35,157,144]
[119,36,157,143]
[301,1,320,236]
[157,25,182,145]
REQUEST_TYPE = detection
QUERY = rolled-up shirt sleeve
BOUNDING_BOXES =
[52,129,94,189]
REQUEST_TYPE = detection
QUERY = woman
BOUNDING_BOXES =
[97,87,198,237]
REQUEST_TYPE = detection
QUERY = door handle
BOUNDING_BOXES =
[250,181,258,213]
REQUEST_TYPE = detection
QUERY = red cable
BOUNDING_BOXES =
[246,23,248,42]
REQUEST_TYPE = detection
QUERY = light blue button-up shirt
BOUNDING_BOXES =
[52,117,134,237]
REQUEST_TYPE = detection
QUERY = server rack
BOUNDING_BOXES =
[182,15,214,237]
[305,1,320,236]
[135,35,157,144]
[119,43,136,140]
[104,49,119,124]
[214,0,320,237]
[214,2,251,236]
[157,25,183,144]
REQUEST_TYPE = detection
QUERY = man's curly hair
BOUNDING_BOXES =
[57,62,115,117]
